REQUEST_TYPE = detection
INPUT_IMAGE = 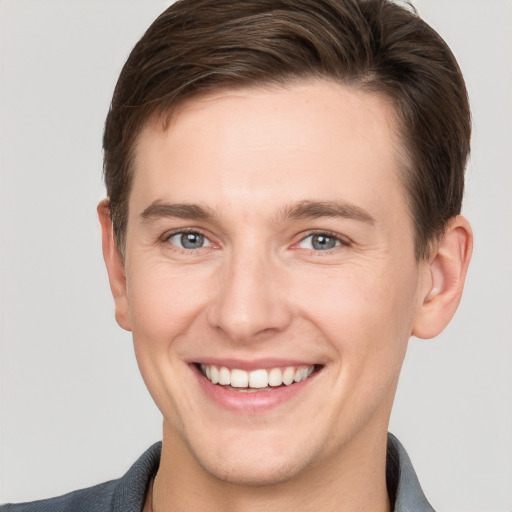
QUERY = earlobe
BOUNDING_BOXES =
[97,199,132,332]
[412,215,473,339]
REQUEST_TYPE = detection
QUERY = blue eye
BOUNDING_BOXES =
[299,233,342,251]
[167,231,211,250]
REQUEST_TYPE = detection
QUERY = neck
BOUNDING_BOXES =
[149,423,391,512]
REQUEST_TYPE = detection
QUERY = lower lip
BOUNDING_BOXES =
[192,365,319,413]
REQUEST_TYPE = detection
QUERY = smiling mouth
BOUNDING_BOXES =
[198,363,320,393]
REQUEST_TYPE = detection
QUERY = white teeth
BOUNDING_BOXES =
[268,367,283,387]
[219,366,230,385]
[230,369,249,388]
[200,364,315,389]
[282,366,295,385]
[248,369,268,388]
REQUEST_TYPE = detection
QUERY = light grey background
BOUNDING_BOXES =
[1,1,511,510]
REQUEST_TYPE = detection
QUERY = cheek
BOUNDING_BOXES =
[126,261,212,349]
[124,261,215,422]
[295,260,419,360]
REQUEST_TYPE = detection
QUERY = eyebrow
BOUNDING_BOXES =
[279,200,375,224]
[139,199,375,225]
[140,202,214,222]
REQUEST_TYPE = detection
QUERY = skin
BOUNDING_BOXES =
[99,80,472,512]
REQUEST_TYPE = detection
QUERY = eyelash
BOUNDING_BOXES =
[161,228,214,252]
[296,230,351,252]
[161,228,350,254]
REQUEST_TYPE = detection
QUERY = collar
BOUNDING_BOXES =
[386,433,436,511]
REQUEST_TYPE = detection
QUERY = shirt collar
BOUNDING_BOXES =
[387,433,436,511]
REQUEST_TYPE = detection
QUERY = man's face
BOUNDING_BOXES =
[118,81,430,484]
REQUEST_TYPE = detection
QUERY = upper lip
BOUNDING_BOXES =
[190,358,320,371]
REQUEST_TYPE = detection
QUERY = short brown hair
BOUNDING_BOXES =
[103,0,470,259]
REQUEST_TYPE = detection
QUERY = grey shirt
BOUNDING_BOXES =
[1,433,435,511]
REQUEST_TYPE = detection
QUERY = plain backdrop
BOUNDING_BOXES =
[1,1,511,510]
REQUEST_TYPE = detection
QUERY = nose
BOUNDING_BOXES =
[206,248,293,343]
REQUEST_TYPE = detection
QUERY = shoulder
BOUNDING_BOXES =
[0,480,118,512]
[1,442,161,512]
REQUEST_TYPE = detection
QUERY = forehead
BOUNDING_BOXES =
[130,80,408,226]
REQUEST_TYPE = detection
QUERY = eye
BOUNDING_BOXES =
[298,233,344,251]
[167,231,212,250]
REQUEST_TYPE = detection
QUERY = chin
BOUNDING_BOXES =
[182,429,319,487]
[197,453,308,487]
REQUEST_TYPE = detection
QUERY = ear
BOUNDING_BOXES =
[97,199,132,331]
[412,215,473,339]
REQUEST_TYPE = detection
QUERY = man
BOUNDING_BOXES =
[1,0,473,510]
